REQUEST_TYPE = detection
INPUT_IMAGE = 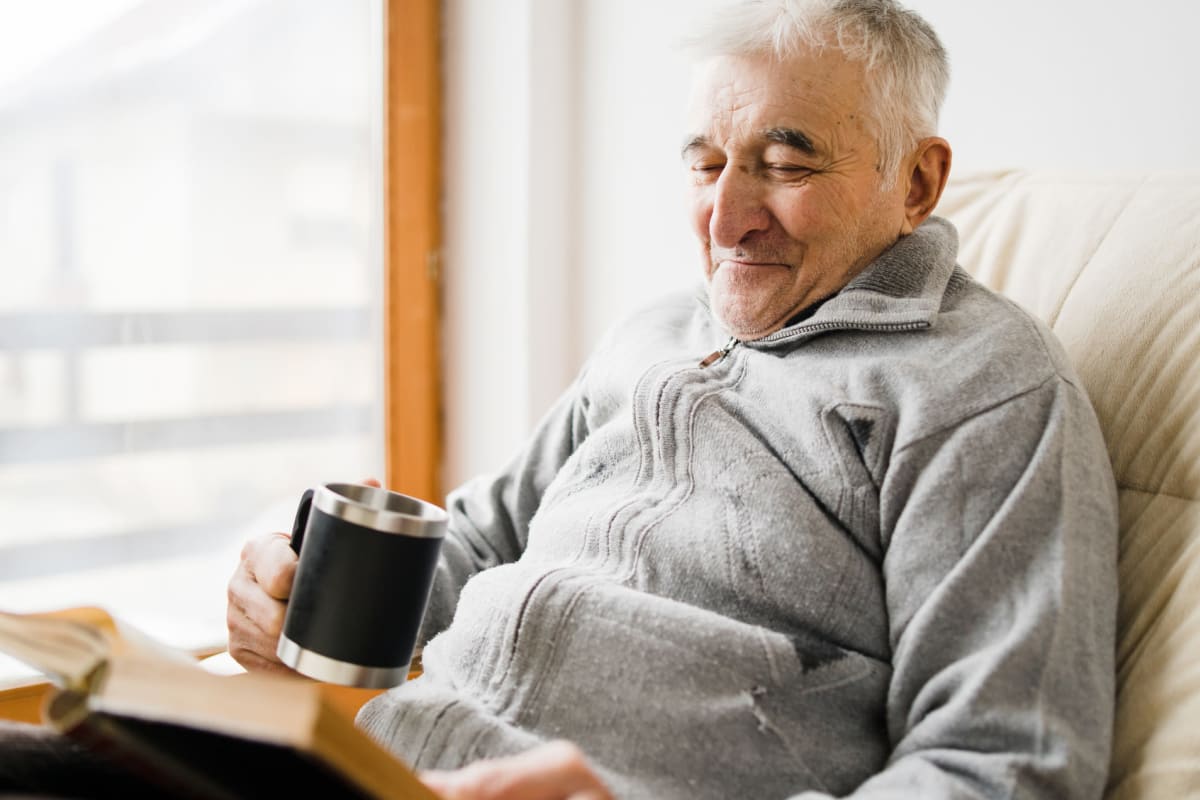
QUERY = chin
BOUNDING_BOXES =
[710,299,781,341]
[707,275,794,339]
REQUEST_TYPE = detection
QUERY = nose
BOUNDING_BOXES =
[709,166,770,249]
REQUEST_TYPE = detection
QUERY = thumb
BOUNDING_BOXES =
[361,477,382,488]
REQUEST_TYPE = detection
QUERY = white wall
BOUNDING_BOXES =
[441,0,575,490]
[442,0,1200,490]
[916,1,1199,174]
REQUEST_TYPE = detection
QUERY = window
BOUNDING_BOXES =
[0,0,386,659]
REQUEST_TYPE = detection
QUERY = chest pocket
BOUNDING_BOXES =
[820,402,895,563]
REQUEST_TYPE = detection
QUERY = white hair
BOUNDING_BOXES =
[685,0,950,185]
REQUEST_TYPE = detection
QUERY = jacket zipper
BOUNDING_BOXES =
[758,319,930,343]
[697,319,927,368]
[699,336,739,368]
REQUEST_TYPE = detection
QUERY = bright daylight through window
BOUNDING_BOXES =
[0,0,385,674]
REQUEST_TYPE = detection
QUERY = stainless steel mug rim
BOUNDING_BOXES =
[277,634,411,688]
[312,482,447,539]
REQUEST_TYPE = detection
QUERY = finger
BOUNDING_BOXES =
[227,593,300,676]
[243,532,299,601]
[228,556,289,635]
[361,477,382,488]
[421,742,612,800]
[226,533,297,672]
[226,583,282,653]
[226,575,287,670]
[421,766,597,800]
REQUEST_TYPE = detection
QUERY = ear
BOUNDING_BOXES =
[898,137,952,235]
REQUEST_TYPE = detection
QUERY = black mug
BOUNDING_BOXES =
[276,482,447,688]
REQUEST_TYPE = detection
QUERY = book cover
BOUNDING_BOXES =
[0,607,438,800]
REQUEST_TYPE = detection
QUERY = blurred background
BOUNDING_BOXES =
[0,0,384,661]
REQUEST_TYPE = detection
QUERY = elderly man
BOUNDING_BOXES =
[229,1,1119,798]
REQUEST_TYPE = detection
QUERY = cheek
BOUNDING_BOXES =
[769,194,826,240]
[770,184,860,241]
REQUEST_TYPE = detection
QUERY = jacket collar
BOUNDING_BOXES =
[728,216,961,348]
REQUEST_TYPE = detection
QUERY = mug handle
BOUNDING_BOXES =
[290,488,315,555]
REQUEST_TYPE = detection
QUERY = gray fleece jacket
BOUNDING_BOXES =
[358,217,1119,799]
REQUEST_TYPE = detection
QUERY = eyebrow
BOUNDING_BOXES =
[680,127,819,160]
[763,127,817,155]
[680,135,710,160]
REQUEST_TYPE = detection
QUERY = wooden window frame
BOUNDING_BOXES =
[384,0,442,503]
[1,0,442,718]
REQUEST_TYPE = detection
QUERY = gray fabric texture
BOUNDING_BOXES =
[357,217,1119,799]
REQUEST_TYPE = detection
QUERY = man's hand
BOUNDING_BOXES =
[226,530,302,674]
[226,478,382,674]
[421,741,613,800]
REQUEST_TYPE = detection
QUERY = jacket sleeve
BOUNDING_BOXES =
[416,371,592,646]
[797,374,1119,799]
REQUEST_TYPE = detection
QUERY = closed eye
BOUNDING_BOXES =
[765,164,816,180]
[689,162,725,183]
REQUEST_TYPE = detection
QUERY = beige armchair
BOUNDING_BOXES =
[939,171,1200,799]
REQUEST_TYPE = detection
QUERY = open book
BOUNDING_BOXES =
[0,607,438,799]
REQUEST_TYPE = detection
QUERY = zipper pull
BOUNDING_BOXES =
[699,336,739,368]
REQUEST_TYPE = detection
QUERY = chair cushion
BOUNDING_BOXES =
[938,171,1200,799]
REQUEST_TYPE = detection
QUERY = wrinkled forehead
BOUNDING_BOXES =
[686,50,871,144]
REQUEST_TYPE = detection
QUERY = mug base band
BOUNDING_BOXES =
[277,635,411,689]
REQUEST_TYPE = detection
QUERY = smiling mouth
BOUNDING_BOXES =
[719,259,789,270]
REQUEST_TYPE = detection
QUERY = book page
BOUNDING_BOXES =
[0,610,110,691]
